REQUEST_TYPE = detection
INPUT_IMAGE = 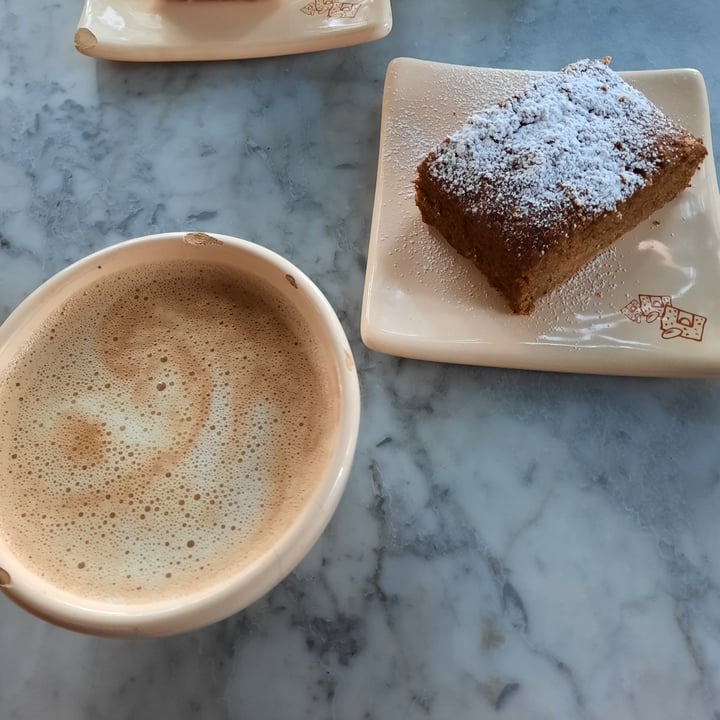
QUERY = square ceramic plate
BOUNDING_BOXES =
[74,0,392,61]
[361,57,720,377]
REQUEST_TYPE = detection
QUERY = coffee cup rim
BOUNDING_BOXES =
[0,231,361,636]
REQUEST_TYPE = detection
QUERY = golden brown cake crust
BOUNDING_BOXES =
[414,59,708,314]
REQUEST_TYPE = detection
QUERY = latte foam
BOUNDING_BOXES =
[0,260,339,603]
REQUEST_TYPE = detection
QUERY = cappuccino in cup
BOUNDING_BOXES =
[0,233,359,635]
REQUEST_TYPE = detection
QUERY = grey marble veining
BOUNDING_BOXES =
[2,1,720,719]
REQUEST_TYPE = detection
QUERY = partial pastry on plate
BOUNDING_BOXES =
[414,57,708,314]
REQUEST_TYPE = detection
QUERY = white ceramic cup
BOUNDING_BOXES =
[0,231,360,637]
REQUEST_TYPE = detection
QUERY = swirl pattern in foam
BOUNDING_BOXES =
[0,260,339,603]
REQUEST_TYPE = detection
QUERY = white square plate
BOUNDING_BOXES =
[75,0,392,61]
[361,57,720,377]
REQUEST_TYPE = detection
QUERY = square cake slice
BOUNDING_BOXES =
[414,58,708,314]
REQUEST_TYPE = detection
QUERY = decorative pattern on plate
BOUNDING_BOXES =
[621,294,707,341]
[301,0,363,18]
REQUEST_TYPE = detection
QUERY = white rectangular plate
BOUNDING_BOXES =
[75,0,392,61]
[361,57,720,377]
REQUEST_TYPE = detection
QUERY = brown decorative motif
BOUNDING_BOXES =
[621,294,707,342]
[300,0,362,18]
[660,305,707,341]
[621,297,643,323]
[638,294,671,323]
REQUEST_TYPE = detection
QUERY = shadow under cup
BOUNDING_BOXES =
[0,232,360,637]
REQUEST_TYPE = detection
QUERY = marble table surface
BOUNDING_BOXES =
[2,1,720,718]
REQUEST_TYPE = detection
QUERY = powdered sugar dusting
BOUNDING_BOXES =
[426,59,681,244]
[536,245,625,326]
[380,65,529,308]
